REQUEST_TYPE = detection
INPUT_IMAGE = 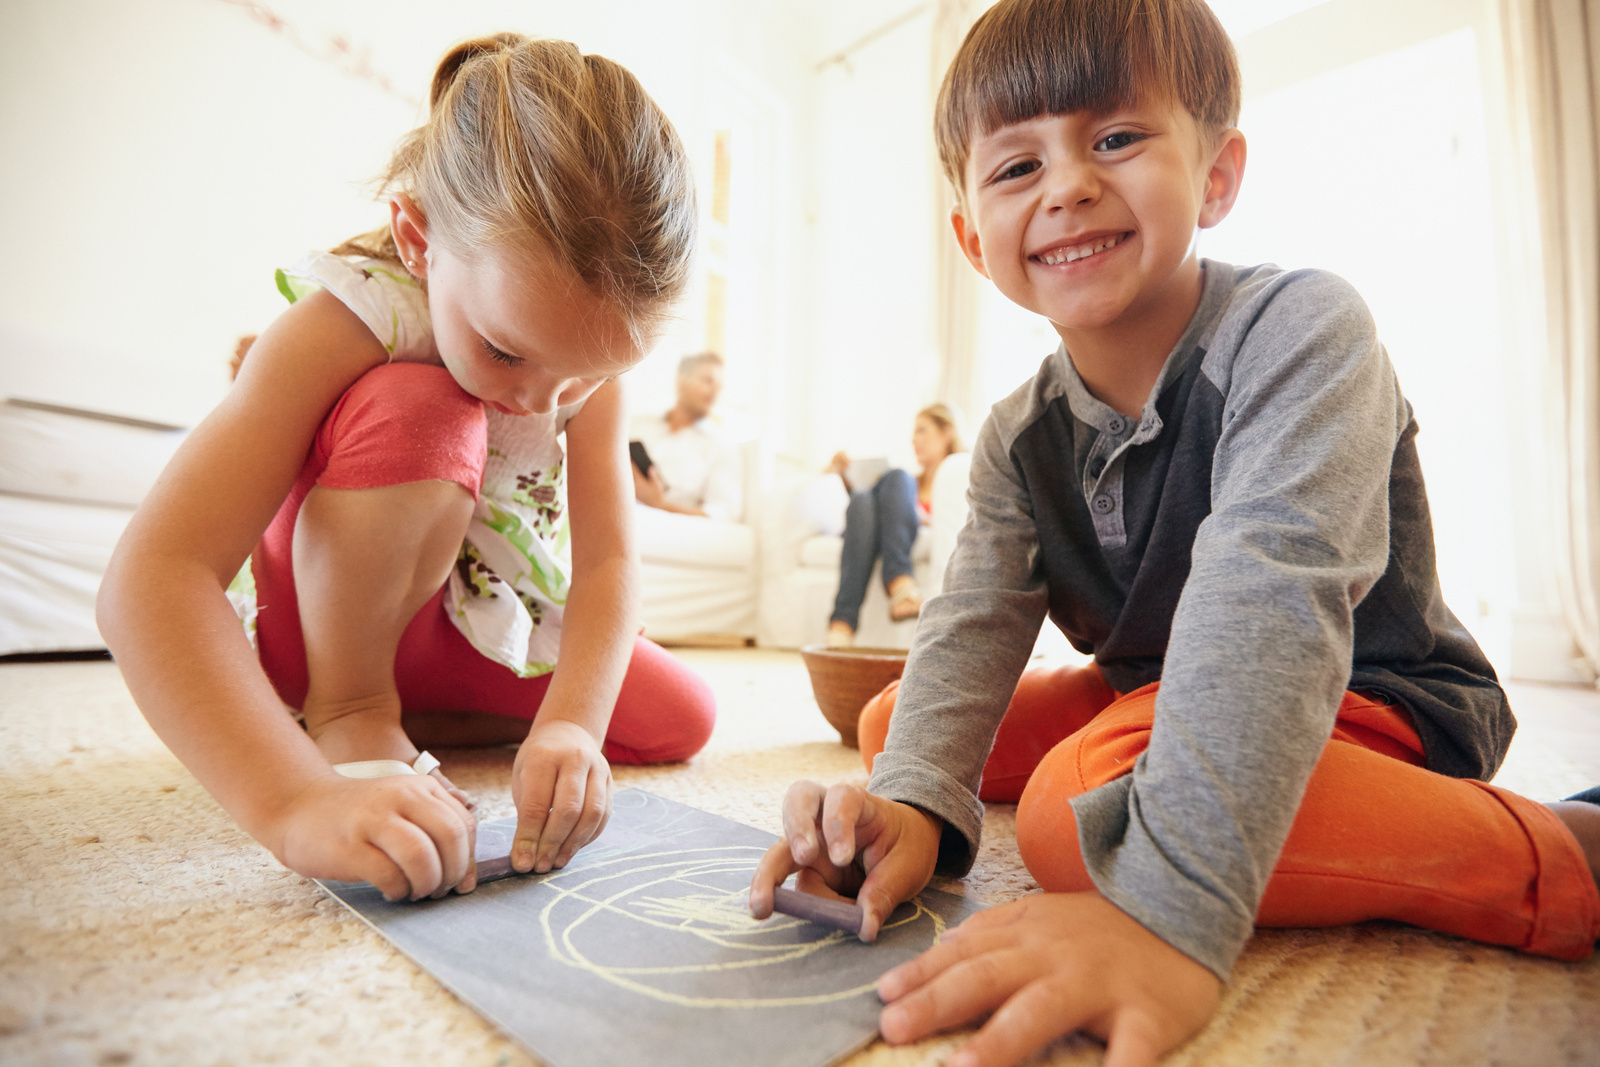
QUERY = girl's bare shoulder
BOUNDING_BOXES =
[235,287,391,397]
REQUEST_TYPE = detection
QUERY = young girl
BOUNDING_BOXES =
[824,404,966,646]
[97,34,714,903]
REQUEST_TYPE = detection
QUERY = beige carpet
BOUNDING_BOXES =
[3,650,1598,1066]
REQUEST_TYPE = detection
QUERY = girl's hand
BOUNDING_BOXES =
[510,719,614,873]
[747,780,942,941]
[876,892,1221,1067]
[275,773,478,900]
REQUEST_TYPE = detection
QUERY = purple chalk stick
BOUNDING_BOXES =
[770,886,864,935]
[475,853,516,884]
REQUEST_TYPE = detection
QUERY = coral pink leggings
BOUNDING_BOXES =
[252,363,715,765]
[859,661,1599,960]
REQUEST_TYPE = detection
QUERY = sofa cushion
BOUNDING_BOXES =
[0,399,186,507]
[796,529,931,570]
[797,535,842,569]
[634,503,755,570]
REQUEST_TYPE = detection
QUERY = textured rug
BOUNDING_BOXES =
[3,652,1598,1066]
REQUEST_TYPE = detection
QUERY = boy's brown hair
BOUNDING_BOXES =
[935,0,1240,194]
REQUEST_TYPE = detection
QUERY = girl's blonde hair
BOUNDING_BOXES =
[334,33,696,346]
[917,402,968,456]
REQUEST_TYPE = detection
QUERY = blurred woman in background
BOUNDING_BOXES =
[826,403,965,647]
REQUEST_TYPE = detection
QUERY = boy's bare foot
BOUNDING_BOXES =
[827,621,856,647]
[304,696,475,810]
[1548,800,1600,887]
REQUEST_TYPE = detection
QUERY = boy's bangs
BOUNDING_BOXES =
[936,0,1240,191]
[960,9,1153,146]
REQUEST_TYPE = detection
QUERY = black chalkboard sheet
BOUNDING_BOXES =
[315,789,985,1067]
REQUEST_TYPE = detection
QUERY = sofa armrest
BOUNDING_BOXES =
[927,451,972,596]
[761,472,845,573]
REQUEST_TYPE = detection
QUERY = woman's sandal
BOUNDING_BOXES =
[888,586,924,622]
[333,751,476,810]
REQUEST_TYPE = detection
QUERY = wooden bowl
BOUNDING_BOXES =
[799,645,908,748]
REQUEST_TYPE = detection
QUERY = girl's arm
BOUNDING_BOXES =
[507,377,635,874]
[98,291,475,899]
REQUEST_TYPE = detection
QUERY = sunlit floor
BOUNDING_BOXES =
[2,648,1597,1067]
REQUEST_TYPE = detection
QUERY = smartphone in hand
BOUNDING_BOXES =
[629,440,654,479]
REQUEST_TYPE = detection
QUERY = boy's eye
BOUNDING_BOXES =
[480,338,523,367]
[1094,131,1143,152]
[993,159,1040,183]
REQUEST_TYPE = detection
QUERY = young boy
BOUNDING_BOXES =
[749,1,1600,1065]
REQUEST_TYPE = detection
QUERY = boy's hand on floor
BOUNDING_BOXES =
[748,780,942,941]
[876,891,1220,1067]
[511,718,614,874]
[275,773,478,901]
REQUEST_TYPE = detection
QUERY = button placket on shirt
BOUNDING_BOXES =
[1083,414,1138,547]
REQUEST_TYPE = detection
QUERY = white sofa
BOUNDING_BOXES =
[0,399,187,655]
[757,453,972,649]
[634,439,762,642]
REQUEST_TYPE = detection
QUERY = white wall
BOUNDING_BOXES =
[1224,0,1583,682]
[0,0,819,435]
[1204,17,1521,673]
[2,0,1583,681]
[799,1,943,472]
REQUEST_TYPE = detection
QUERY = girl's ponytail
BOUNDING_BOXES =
[335,34,696,347]
[428,33,519,111]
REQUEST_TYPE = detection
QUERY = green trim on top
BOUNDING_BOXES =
[226,559,256,598]
[275,269,322,305]
[367,266,420,288]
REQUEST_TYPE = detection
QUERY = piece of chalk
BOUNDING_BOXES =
[770,886,864,935]
[475,853,516,884]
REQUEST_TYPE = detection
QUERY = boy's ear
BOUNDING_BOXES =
[389,195,431,277]
[1197,129,1247,230]
[949,206,991,279]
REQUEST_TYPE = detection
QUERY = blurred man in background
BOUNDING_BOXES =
[630,352,742,521]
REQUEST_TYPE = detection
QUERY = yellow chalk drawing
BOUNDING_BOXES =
[534,846,946,1009]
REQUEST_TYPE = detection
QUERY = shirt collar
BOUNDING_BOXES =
[1052,259,1235,440]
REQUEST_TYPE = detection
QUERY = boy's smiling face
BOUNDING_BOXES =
[952,98,1244,337]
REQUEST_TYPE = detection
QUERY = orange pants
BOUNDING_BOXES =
[859,662,1599,960]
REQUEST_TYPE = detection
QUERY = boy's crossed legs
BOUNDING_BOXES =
[860,663,1600,959]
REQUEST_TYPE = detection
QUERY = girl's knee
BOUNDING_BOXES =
[641,685,716,763]
[667,678,717,761]
[606,640,717,764]
[322,364,488,491]
[342,362,477,417]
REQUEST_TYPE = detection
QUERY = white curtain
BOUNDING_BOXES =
[1500,0,1600,679]
[930,0,987,424]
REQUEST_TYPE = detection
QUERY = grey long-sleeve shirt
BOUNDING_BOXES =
[867,261,1512,978]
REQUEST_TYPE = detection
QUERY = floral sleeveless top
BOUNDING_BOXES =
[267,252,581,678]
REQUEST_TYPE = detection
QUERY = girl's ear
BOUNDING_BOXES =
[390,195,431,277]
[1197,129,1247,230]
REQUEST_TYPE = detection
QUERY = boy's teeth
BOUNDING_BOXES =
[1039,233,1124,265]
